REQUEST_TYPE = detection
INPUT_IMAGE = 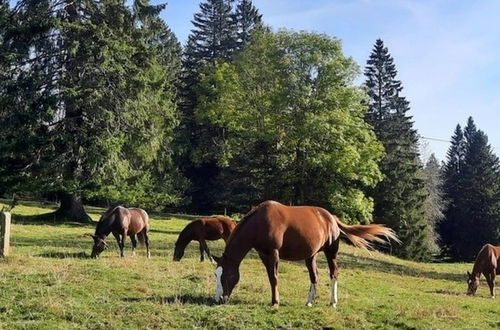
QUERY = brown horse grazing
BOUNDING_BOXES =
[173,217,236,263]
[213,201,399,307]
[467,244,500,298]
[91,206,150,259]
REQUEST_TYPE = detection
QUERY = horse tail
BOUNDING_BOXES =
[333,215,400,250]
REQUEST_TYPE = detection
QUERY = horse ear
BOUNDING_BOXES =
[212,255,221,265]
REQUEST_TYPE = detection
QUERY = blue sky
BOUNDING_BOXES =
[162,0,500,161]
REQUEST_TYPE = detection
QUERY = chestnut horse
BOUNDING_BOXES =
[213,201,399,307]
[90,206,150,259]
[173,217,236,263]
[467,244,499,298]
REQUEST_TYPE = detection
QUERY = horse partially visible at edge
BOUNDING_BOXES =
[173,216,236,263]
[90,206,151,259]
[213,200,400,307]
[467,243,499,298]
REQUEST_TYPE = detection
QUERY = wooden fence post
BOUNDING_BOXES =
[1,212,11,257]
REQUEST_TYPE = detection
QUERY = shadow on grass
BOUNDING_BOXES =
[123,294,220,306]
[339,251,464,282]
[37,251,89,259]
[150,229,181,235]
[12,213,95,227]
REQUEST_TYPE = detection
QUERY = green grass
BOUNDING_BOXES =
[0,202,498,329]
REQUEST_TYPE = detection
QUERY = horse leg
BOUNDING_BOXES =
[305,254,319,307]
[324,239,340,307]
[487,271,496,299]
[119,230,126,257]
[199,239,214,263]
[259,249,280,307]
[130,235,137,257]
[143,230,151,259]
[112,232,121,257]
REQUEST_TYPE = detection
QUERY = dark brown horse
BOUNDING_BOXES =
[213,201,399,307]
[90,206,150,259]
[467,244,499,298]
[173,217,236,263]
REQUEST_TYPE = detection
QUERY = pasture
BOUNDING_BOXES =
[0,201,498,329]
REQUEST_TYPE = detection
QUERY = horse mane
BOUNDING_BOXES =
[225,204,261,245]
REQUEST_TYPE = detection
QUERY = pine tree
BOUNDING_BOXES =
[233,0,262,51]
[177,0,261,212]
[443,117,500,260]
[440,124,466,252]
[364,39,432,260]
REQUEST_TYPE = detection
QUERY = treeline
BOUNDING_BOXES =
[0,0,498,261]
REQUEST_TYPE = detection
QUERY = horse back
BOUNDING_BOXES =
[127,208,149,234]
[246,201,335,260]
[475,244,500,273]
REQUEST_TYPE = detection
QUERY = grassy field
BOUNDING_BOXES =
[0,202,498,329]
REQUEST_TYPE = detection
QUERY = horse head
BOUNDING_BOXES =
[173,243,184,261]
[213,255,240,304]
[466,271,479,296]
[90,234,108,259]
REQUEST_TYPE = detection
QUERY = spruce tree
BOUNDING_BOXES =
[178,0,262,212]
[1,0,183,220]
[440,124,466,253]
[233,0,262,51]
[443,118,500,260]
[364,39,432,260]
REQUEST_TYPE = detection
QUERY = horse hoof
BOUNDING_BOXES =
[492,296,496,299]
[331,303,337,308]
[306,302,313,307]
[271,303,279,309]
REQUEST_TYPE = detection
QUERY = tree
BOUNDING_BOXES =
[1,0,183,221]
[440,124,466,252]
[196,30,383,222]
[422,154,446,256]
[442,117,500,260]
[177,0,262,212]
[233,0,262,51]
[364,39,433,260]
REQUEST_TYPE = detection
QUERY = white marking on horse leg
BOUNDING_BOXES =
[214,266,223,302]
[306,284,316,307]
[331,279,338,307]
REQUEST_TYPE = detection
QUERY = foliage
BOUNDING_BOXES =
[177,0,263,212]
[442,117,500,260]
[422,154,446,256]
[196,30,383,222]
[0,0,184,214]
[364,39,434,260]
[0,201,499,329]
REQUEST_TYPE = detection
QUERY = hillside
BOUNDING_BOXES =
[0,202,497,329]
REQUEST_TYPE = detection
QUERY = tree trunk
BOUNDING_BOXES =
[54,193,92,223]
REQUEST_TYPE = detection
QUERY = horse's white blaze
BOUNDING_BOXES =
[214,266,223,302]
[306,284,316,306]
[331,279,338,307]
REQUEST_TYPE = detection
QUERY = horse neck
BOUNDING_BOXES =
[223,223,254,267]
[176,226,194,248]
[95,214,115,237]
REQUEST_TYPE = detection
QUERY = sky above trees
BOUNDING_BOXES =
[163,0,500,161]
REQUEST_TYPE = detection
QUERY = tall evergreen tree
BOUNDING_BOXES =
[233,0,262,51]
[440,124,466,252]
[443,118,500,260]
[364,39,432,260]
[1,0,183,220]
[178,0,262,212]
